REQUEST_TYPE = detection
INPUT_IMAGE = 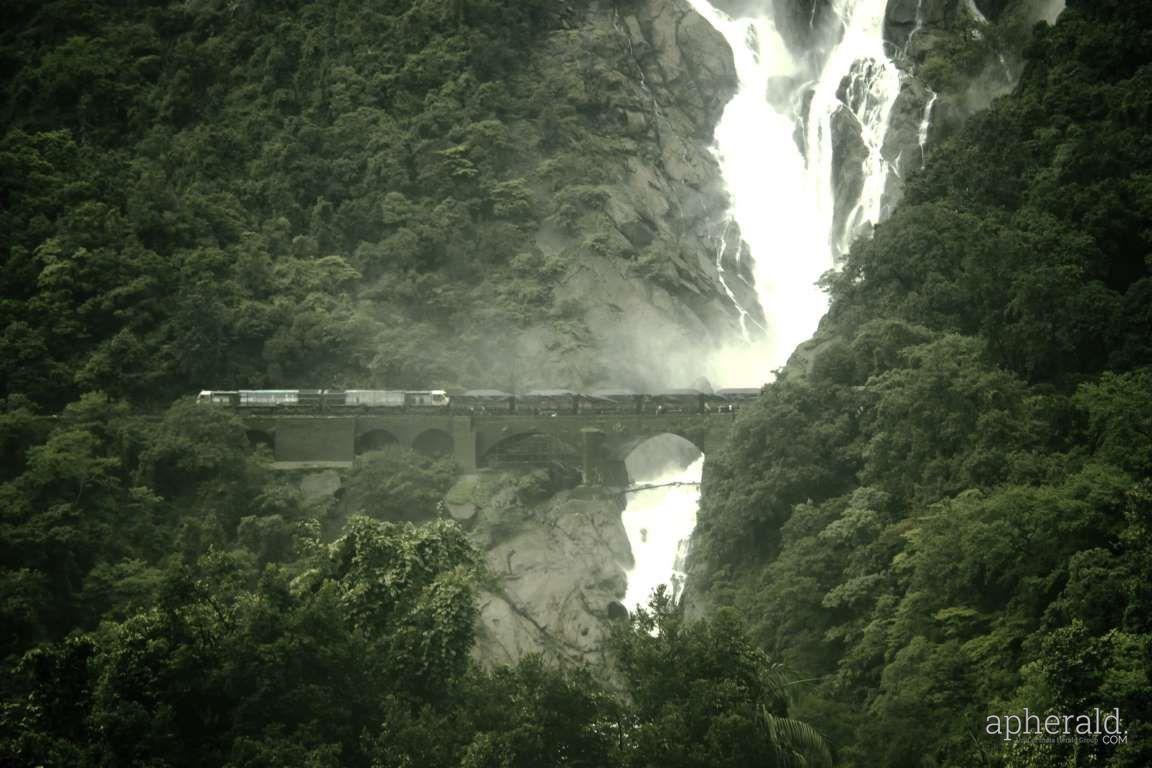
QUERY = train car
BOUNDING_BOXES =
[645,389,706,414]
[238,389,325,409]
[404,390,450,410]
[519,389,578,415]
[197,390,239,406]
[343,390,406,409]
[452,389,515,414]
[584,389,642,414]
[238,390,294,408]
[716,387,762,412]
[297,390,325,409]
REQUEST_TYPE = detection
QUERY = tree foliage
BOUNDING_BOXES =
[694,2,1152,765]
[0,0,660,406]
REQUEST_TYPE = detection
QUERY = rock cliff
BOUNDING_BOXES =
[464,475,633,667]
[847,0,1065,231]
[497,0,1062,392]
[509,0,757,392]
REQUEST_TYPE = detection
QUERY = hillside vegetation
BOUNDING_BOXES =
[0,1,827,765]
[2,0,1150,765]
[2,0,718,408]
[692,2,1152,765]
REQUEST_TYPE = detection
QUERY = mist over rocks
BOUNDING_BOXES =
[463,474,633,668]
[458,0,767,392]
[885,0,957,43]
[709,0,835,42]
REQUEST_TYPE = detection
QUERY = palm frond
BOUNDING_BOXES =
[760,706,835,768]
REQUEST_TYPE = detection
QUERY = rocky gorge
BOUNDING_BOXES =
[508,0,1062,394]
[347,0,1074,668]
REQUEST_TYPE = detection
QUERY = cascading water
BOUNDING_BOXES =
[621,454,705,612]
[618,435,705,613]
[693,0,902,382]
[919,89,938,160]
[620,0,905,613]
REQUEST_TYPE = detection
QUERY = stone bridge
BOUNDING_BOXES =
[242,413,736,485]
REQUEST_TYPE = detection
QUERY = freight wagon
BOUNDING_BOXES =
[716,387,762,411]
[451,390,516,413]
[584,390,643,414]
[644,389,708,414]
[519,389,580,415]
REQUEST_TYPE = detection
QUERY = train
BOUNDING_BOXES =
[196,387,763,414]
[197,389,450,411]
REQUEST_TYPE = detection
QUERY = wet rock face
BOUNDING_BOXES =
[710,0,829,40]
[830,106,867,248]
[637,0,739,129]
[924,0,960,23]
[462,474,632,667]
[886,0,920,27]
[885,0,959,49]
[515,0,760,391]
[877,0,1047,219]
[882,76,934,181]
[284,465,633,667]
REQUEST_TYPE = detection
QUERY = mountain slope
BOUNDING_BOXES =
[691,3,1151,764]
[0,0,746,408]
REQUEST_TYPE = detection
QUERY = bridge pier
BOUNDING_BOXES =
[580,428,627,486]
[581,428,606,485]
[452,416,477,471]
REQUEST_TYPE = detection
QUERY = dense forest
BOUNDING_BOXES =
[2,0,1150,766]
[0,396,827,766]
[1,0,710,410]
[0,0,831,766]
[693,1,1152,765]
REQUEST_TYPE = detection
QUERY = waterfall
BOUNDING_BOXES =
[904,0,927,55]
[919,89,937,162]
[713,222,760,339]
[691,0,902,382]
[618,433,704,614]
[621,454,705,612]
[619,1,904,613]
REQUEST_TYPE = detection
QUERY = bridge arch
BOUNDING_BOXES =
[356,429,400,455]
[246,429,275,453]
[620,433,704,485]
[479,430,580,468]
[412,428,453,458]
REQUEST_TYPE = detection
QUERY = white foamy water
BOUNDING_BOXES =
[621,454,705,612]
[919,88,938,161]
[621,1,905,612]
[690,0,902,383]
